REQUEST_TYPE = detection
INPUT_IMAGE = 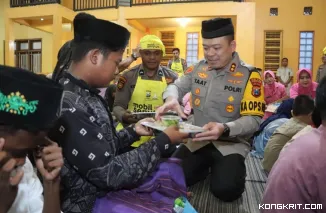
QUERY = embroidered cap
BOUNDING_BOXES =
[0,65,63,131]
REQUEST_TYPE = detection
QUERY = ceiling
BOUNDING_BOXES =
[133,16,236,28]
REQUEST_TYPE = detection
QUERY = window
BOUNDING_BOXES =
[186,32,199,66]
[263,31,283,73]
[270,8,278,16]
[299,32,314,70]
[15,39,42,73]
[160,31,175,66]
[303,7,313,15]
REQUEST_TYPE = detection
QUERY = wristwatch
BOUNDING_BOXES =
[222,123,230,137]
[131,52,138,61]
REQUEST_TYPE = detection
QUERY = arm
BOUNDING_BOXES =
[289,84,298,98]
[113,74,132,122]
[50,109,175,191]
[182,59,187,72]
[167,60,172,69]
[118,56,135,72]
[227,70,264,137]
[276,69,285,84]
[285,69,293,85]
[163,65,194,102]
[43,181,61,213]
[262,133,291,172]
[316,68,321,83]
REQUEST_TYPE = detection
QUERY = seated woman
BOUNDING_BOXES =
[290,68,318,99]
[250,99,294,158]
[263,70,287,120]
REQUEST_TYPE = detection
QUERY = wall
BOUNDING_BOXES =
[0,0,6,64]
[150,26,203,61]
[123,2,256,65]
[13,23,54,74]
[254,0,326,80]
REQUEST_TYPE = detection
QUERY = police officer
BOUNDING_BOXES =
[113,35,178,148]
[156,18,265,202]
[316,47,326,83]
[167,48,187,77]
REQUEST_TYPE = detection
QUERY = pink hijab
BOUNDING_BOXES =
[264,70,286,104]
[290,68,318,99]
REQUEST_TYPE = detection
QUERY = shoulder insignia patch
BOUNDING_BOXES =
[229,63,236,72]
[185,66,194,74]
[117,76,127,90]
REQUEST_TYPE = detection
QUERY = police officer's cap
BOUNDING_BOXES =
[201,18,234,39]
[74,17,130,50]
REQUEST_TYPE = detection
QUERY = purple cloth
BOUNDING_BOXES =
[93,158,187,213]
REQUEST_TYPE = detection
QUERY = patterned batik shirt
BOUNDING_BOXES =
[48,73,174,213]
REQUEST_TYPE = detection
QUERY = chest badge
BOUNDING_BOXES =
[146,90,151,98]
[228,79,243,84]
[250,78,262,98]
[195,88,200,95]
[197,72,208,79]
[228,96,234,102]
[232,72,244,77]
[226,104,234,113]
[194,98,201,106]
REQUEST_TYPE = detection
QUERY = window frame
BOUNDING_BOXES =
[186,32,199,66]
[298,31,314,72]
[14,38,42,74]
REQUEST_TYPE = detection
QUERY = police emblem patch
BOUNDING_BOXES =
[250,78,262,98]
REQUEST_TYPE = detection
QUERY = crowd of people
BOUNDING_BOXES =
[0,11,326,213]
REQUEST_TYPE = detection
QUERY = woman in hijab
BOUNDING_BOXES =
[263,70,287,120]
[251,98,294,158]
[290,68,318,99]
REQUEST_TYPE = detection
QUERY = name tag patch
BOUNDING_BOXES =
[224,85,242,93]
[195,79,207,86]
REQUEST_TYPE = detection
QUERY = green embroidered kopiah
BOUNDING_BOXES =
[0,90,39,115]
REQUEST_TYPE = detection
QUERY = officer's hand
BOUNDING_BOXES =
[163,126,189,144]
[155,97,187,120]
[0,138,23,213]
[134,118,154,136]
[122,111,139,124]
[192,122,224,142]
